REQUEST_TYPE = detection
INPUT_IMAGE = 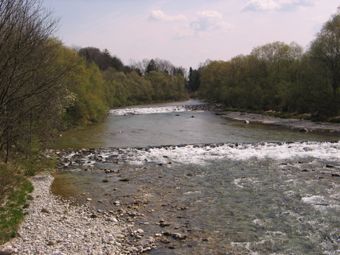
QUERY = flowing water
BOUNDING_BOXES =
[53,100,340,255]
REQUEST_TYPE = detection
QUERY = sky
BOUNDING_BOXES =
[43,0,339,68]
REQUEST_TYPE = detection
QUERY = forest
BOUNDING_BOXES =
[189,12,340,121]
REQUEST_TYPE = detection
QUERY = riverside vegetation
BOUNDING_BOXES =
[189,11,340,122]
[0,0,340,248]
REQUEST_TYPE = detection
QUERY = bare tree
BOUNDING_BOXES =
[0,0,69,161]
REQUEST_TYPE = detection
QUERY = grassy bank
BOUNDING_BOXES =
[0,157,56,245]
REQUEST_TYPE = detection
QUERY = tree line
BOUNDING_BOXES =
[1,0,340,162]
[189,10,340,120]
[0,0,188,162]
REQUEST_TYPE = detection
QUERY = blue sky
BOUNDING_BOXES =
[44,0,339,68]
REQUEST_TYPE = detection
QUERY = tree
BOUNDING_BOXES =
[310,11,340,101]
[78,47,124,71]
[0,0,69,161]
[188,67,200,92]
[146,59,158,73]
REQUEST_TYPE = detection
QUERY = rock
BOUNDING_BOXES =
[41,208,50,214]
[119,178,130,182]
[299,128,309,133]
[47,240,55,246]
[331,173,340,177]
[159,220,171,228]
[163,232,187,240]
[136,229,144,235]
[90,213,97,218]
[86,198,92,201]
[0,248,15,255]
[102,179,109,183]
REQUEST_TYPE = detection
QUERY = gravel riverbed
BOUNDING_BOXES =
[0,174,150,255]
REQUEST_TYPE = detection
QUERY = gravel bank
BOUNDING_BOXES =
[222,111,340,134]
[0,174,142,255]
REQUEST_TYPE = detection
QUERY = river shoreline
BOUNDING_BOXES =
[0,174,155,255]
[170,102,340,135]
[219,111,340,134]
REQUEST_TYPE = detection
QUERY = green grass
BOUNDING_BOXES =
[0,153,56,245]
[0,163,34,244]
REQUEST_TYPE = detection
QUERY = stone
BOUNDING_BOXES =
[163,232,187,240]
[159,221,171,228]
[47,240,55,246]
[41,208,50,214]
[136,229,144,235]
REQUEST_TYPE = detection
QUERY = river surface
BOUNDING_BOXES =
[53,100,340,255]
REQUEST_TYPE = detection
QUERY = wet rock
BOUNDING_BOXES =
[331,173,340,177]
[159,238,170,244]
[102,179,109,183]
[119,178,130,182]
[163,232,187,240]
[159,220,171,228]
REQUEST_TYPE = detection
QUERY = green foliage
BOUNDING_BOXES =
[198,23,340,119]
[0,163,33,244]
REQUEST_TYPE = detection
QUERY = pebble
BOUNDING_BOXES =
[0,175,138,255]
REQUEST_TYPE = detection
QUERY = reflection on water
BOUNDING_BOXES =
[55,100,339,149]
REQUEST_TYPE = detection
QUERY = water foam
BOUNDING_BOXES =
[123,142,340,165]
[109,106,188,116]
[61,141,340,167]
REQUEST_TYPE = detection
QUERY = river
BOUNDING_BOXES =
[53,100,340,255]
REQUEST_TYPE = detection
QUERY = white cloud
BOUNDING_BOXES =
[198,10,223,19]
[191,10,230,32]
[244,0,313,11]
[149,10,187,22]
